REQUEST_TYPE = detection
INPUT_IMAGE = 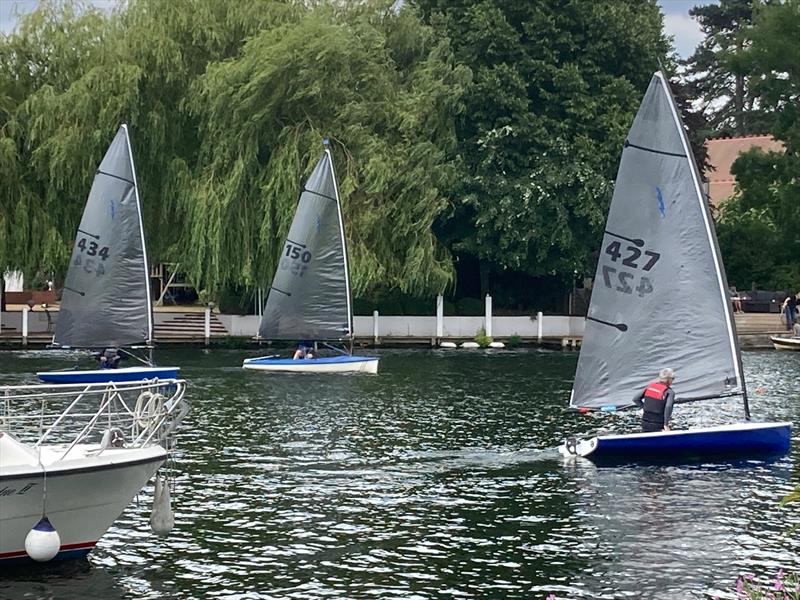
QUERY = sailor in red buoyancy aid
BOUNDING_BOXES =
[633,368,676,433]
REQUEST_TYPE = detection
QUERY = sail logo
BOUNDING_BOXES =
[108,198,116,220]
[655,187,666,217]
[315,214,321,232]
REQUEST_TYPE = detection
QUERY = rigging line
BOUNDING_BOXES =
[586,316,628,332]
[604,230,644,247]
[77,229,100,240]
[674,392,744,405]
[271,287,291,297]
[623,140,685,158]
[286,238,307,248]
[63,286,85,297]
[96,169,135,186]
[302,187,337,203]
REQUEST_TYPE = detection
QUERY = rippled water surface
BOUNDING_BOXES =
[2,347,800,599]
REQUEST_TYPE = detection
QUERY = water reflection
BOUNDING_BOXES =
[1,348,799,599]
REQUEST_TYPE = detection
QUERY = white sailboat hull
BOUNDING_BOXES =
[0,444,165,562]
[770,335,800,351]
[242,355,379,374]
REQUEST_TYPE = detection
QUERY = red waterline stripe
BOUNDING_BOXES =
[0,541,97,560]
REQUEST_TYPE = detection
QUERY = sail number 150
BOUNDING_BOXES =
[602,240,661,298]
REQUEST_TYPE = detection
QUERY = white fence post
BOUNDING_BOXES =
[22,306,29,346]
[537,311,543,342]
[204,306,211,346]
[436,295,444,339]
[373,310,380,344]
[484,294,493,338]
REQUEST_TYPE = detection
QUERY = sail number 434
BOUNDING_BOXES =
[602,240,660,297]
[73,237,110,277]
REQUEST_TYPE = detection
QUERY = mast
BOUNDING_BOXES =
[656,71,749,419]
[122,124,154,351]
[324,138,354,354]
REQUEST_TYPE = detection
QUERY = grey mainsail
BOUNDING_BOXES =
[258,146,352,341]
[55,125,153,348]
[570,72,743,410]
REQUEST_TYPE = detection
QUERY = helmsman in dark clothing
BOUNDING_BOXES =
[632,368,676,433]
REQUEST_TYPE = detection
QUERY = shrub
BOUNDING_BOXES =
[474,327,492,348]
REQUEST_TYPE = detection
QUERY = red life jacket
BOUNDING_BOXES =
[643,381,668,402]
[642,380,669,423]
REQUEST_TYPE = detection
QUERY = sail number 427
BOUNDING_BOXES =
[602,240,660,297]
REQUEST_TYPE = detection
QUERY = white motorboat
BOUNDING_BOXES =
[0,378,187,563]
[770,335,800,351]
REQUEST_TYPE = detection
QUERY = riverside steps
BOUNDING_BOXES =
[0,296,786,349]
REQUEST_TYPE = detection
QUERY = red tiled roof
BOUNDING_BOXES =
[705,135,784,208]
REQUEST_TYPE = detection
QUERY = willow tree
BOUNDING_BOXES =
[1,0,466,302]
[184,2,469,297]
[0,1,112,279]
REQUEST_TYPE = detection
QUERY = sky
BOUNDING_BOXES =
[1,0,718,59]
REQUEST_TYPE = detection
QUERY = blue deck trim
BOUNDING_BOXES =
[36,367,180,384]
[243,355,378,366]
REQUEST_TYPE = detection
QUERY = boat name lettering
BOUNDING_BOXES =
[0,482,37,497]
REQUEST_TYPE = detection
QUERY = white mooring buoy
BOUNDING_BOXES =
[150,475,175,536]
[25,516,61,562]
[460,342,480,349]
[439,342,457,349]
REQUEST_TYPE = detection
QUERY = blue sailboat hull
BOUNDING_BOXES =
[36,366,180,384]
[560,422,792,464]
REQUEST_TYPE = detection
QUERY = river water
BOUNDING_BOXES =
[1,347,799,599]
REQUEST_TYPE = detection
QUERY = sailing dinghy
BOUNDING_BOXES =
[559,72,790,462]
[37,125,179,384]
[242,141,378,374]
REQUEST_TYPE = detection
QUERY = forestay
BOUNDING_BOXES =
[571,72,743,410]
[258,148,352,340]
[55,125,152,348]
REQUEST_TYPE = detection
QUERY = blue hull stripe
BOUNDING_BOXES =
[37,367,180,384]
[243,355,378,366]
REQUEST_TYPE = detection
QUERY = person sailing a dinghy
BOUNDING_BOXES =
[632,368,676,433]
[96,348,122,369]
[292,342,316,360]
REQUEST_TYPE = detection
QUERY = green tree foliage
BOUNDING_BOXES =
[682,0,769,136]
[0,0,468,300]
[414,0,670,289]
[716,0,800,290]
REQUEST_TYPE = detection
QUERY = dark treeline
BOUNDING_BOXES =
[0,0,795,313]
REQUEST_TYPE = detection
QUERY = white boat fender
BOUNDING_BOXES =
[439,342,457,349]
[488,341,505,348]
[150,474,175,536]
[461,342,480,349]
[25,516,61,562]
